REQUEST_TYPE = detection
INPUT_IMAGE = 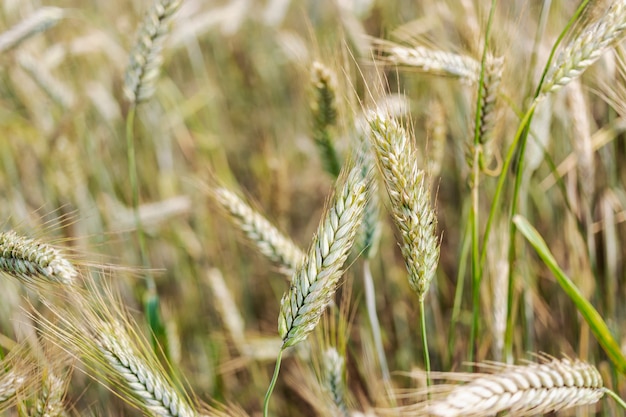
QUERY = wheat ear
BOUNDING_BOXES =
[124,0,182,103]
[0,7,65,53]
[323,348,349,417]
[471,54,504,169]
[424,357,604,417]
[367,112,439,301]
[278,164,371,348]
[213,186,305,274]
[541,1,626,95]
[95,320,196,417]
[0,231,77,286]
[33,371,68,417]
[372,38,480,83]
[311,61,342,177]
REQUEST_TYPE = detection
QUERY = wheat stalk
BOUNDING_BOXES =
[423,357,604,417]
[372,38,480,83]
[213,186,305,274]
[541,1,626,95]
[0,7,65,53]
[367,112,439,301]
[278,164,371,348]
[0,231,77,286]
[124,0,182,103]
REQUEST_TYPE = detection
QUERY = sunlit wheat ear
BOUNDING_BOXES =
[541,1,626,96]
[323,348,349,417]
[278,164,371,348]
[0,7,65,53]
[421,357,605,417]
[311,61,342,177]
[124,0,182,103]
[0,231,77,287]
[371,38,480,83]
[212,186,305,275]
[367,112,440,301]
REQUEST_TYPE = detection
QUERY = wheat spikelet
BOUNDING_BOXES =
[124,0,182,103]
[323,348,349,417]
[541,1,626,95]
[95,320,196,417]
[367,112,439,301]
[278,164,371,348]
[372,38,480,83]
[424,357,604,417]
[0,7,65,53]
[213,186,305,274]
[0,231,77,286]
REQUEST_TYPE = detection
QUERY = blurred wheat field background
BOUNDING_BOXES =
[2,0,626,416]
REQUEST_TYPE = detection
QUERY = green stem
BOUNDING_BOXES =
[469,0,496,362]
[263,348,284,417]
[419,299,431,389]
[126,105,154,290]
[605,388,626,410]
[447,214,471,368]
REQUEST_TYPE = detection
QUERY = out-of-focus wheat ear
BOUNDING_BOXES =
[0,231,77,287]
[124,0,182,103]
[371,38,480,84]
[423,357,605,417]
[32,371,68,417]
[17,52,75,110]
[353,126,381,260]
[311,61,342,177]
[367,112,440,301]
[472,54,504,170]
[212,186,305,275]
[0,344,38,412]
[323,348,350,417]
[567,80,594,209]
[540,1,626,96]
[0,7,65,53]
[206,268,246,350]
[278,164,371,348]
[425,100,446,179]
